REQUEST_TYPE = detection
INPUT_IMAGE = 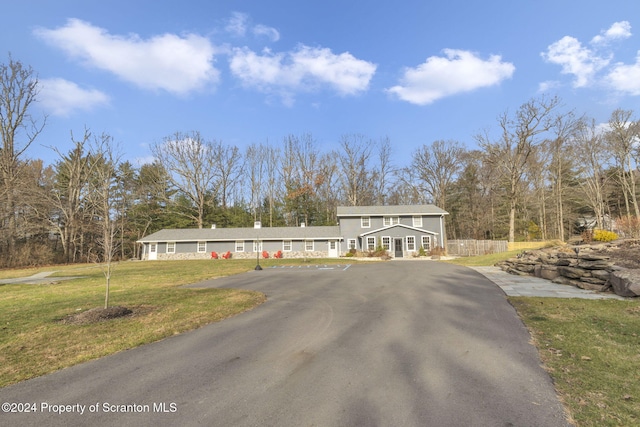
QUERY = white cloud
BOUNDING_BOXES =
[542,36,609,87]
[607,51,640,95]
[229,45,376,103]
[226,12,248,37]
[591,21,632,44]
[386,49,514,105]
[38,78,110,117]
[34,18,220,95]
[542,21,633,89]
[538,80,561,93]
[253,24,280,42]
[226,12,280,42]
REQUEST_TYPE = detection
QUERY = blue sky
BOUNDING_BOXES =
[4,0,640,167]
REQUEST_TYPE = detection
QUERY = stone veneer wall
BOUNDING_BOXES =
[155,251,330,261]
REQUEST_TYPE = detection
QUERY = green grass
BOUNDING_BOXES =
[0,258,349,388]
[511,298,640,426]
[446,250,640,426]
[442,249,524,266]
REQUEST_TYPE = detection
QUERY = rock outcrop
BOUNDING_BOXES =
[495,243,640,297]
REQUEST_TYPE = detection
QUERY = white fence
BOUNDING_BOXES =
[447,240,508,256]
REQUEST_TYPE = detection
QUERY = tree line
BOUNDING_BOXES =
[2,56,639,268]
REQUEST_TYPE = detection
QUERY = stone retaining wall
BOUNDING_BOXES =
[496,245,639,297]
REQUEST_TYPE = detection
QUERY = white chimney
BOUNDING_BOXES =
[300,222,305,228]
[254,221,262,229]
[211,224,216,229]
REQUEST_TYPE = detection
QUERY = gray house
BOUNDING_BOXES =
[137,204,447,260]
[336,205,448,258]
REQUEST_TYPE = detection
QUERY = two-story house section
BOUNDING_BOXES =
[336,205,448,258]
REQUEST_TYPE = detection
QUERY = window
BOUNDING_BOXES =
[422,235,431,250]
[382,236,391,250]
[283,240,292,251]
[366,236,376,251]
[166,242,175,253]
[235,241,244,252]
[305,240,314,251]
[361,216,370,228]
[253,240,262,252]
[406,236,416,251]
[197,241,206,253]
[150,244,157,253]
[348,239,357,250]
[383,216,399,226]
[413,216,423,227]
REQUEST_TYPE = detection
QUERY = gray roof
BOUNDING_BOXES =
[336,204,448,216]
[138,226,342,243]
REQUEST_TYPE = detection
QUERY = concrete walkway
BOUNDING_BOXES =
[472,266,627,299]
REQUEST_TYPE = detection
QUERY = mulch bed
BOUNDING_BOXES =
[592,239,640,269]
[60,306,134,325]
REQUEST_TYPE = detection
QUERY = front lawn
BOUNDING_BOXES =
[0,258,347,387]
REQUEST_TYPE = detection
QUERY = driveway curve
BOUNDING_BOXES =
[0,261,571,426]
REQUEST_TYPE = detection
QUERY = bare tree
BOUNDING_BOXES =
[316,152,340,224]
[245,143,265,221]
[410,139,465,210]
[524,145,549,239]
[0,55,45,264]
[547,111,583,241]
[281,134,321,225]
[576,119,612,230]
[87,133,122,309]
[477,95,561,242]
[606,109,640,218]
[212,141,243,210]
[337,134,374,206]
[373,136,394,205]
[46,129,94,263]
[151,131,218,228]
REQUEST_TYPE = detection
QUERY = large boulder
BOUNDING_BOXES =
[540,265,560,280]
[557,266,589,279]
[609,269,640,297]
[578,259,612,270]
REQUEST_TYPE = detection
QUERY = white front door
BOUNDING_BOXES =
[328,240,338,257]
[149,243,157,260]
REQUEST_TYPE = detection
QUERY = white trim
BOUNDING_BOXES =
[166,242,176,253]
[235,240,244,252]
[361,216,371,228]
[383,216,399,226]
[406,236,416,251]
[366,236,376,251]
[253,240,262,252]
[381,236,391,250]
[412,215,423,227]
[149,243,157,260]
[421,235,432,250]
[328,240,338,257]
[283,240,292,251]
[348,238,357,250]
[304,240,314,251]
[197,241,206,253]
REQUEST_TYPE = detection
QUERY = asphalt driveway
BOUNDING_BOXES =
[0,262,571,426]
